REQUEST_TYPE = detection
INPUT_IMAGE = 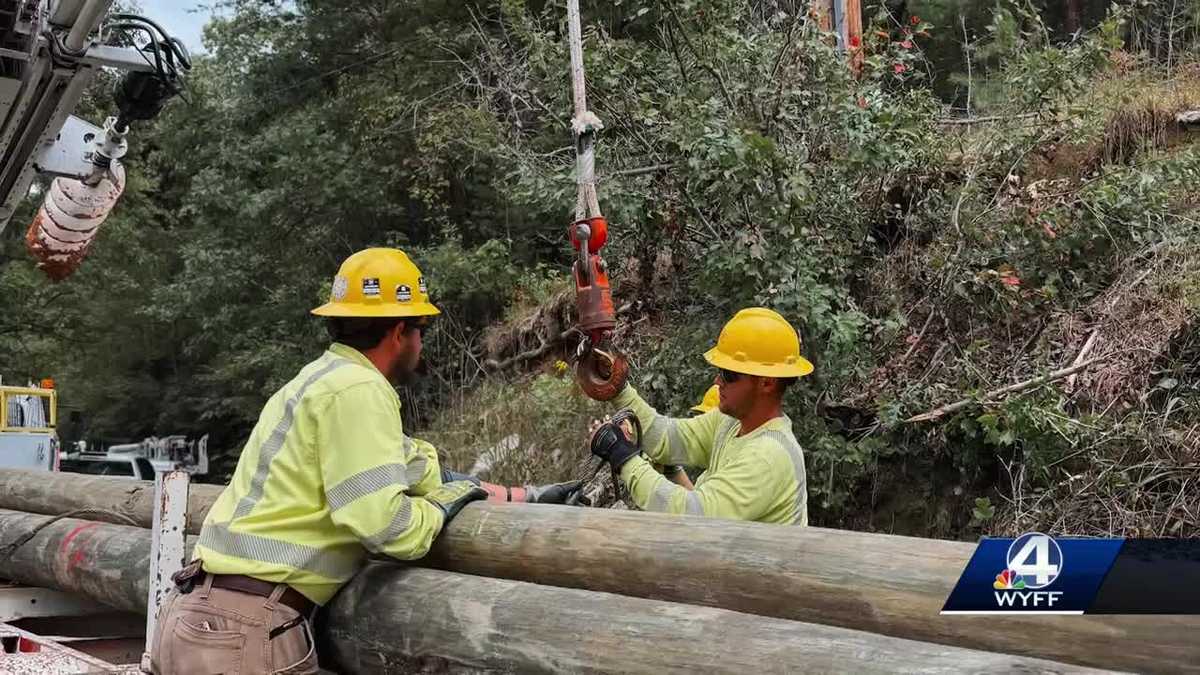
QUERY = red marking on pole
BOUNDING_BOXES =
[57,522,101,572]
[58,522,100,554]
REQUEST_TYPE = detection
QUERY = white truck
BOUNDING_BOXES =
[105,434,209,476]
[58,451,155,479]
[2,381,208,477]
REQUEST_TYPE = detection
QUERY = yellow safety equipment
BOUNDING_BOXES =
[194,343,449,605]
[613,386,806,525]
[691,385,719,414]
[311,247,440,318]
[703,307,813,378]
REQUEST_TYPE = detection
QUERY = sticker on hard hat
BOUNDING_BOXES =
[331,275,349,301]
[362,278,381,297]
[418,276,427,293]
[396,284,412,302]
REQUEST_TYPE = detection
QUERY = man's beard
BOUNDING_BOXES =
[388,357,425,386]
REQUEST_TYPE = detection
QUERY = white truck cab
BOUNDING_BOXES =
[58,452,155,480]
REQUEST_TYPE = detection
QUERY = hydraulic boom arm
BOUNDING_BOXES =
[0,0,188,279]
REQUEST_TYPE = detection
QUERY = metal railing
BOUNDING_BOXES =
[0,386,56,432]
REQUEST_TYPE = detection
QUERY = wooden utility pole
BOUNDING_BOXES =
[817,0,863,76]
[0,496,1193,674]
[844,0,863,75]
[0,510,1126,674]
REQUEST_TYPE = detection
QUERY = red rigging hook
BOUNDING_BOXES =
[565,1,627,400]
[568,216,627,400]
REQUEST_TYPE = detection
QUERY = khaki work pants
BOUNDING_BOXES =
[149,574,319,675]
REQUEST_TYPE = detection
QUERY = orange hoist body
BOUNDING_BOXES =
[568,216,615,342]
[569,215,628,401]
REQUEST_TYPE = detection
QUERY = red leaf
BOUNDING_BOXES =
[893,63,907,74]
[910,15,921,25]
[900,40,913,49]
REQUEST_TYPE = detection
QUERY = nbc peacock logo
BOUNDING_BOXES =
[993,569,1027,590]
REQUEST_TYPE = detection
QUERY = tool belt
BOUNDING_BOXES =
[172,560,314,616]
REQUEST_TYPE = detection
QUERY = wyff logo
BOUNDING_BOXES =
[943,531,1124,614]
[993,532,1064,609]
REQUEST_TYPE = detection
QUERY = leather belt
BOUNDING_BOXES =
[200,573,314,616]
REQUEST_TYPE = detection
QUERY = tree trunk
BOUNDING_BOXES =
[1065,0,1082,34]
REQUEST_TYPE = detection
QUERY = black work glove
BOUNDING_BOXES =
[590,418,640,471]
[423,480,488,524]
[523,480,584,504]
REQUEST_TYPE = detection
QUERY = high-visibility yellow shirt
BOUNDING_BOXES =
[613,386,808,525]
[194,343,446,604]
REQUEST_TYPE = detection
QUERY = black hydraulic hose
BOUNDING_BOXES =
[104,22,163,75]
[108,13,191,69]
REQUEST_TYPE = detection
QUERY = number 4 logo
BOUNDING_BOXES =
[1006,533,1063,589]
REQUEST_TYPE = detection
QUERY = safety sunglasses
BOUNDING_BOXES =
[407,320,431,337]
[718,368,742,384]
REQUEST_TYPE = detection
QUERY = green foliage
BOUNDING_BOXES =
[1,0,1197,537]
[417,236,518,327]
[971,497,996,526]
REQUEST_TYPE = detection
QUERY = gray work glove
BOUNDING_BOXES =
[523,480,585,504]
[423,480,488,524]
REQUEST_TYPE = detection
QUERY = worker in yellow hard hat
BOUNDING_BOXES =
[150,248,575,674]
[692,384,719,414]
[586,308,812,525]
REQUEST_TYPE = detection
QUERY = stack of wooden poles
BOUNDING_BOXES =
[0,470,1194,674]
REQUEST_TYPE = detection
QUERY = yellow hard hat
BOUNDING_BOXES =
[311,248,441,318]
[703,307,814,378]
[691,385,720,413]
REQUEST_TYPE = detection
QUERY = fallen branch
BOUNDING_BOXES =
[1066,330,1100,392]
[937,112,1040,125]
[483,328,579,371]
[606,163,676,178]
[904,355,1109,423]
[900,310,936,363]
